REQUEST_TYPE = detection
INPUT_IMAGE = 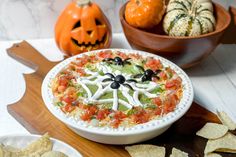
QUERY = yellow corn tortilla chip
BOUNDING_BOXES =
[217,111,236,130]
[170,147,188,157]
[125,144,165,157]
[204,153,222,157]
[0,144,20,157]
[3,145,20,152]
[41,151,68,157]
[0,144,3,157]
[204,132,236,154]
[196,123,228,139]
[17,133,53,156]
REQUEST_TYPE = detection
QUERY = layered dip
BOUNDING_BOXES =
[51,50,183,128]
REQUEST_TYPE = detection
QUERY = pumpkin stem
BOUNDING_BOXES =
[135,0,141,6]
[190,0,198,17]
[75,0,91,6]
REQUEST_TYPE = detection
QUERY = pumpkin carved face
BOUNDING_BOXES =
[55,0,112,56]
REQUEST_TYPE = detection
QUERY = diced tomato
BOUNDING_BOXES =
[165,77,182,89]
[109,111,127,128]
[75,55,90,67]
[88,105,98,115]
[68,64,76,71]
[78,103,89,109]
[80,105,98,121]
[61,104,76,113]
[163,93,178,114]
[62,96,74,104]
[73,60,84,67]
[97,109,110,120]
[145,58,162,71]
[159,71,167,80]
[64,89,77,103]
[89,55,98,63]
[98,50,113,59]
[80,112,92,121]
[128,53,142,59]
[163,102,175,114]
[154,107,162,115]
[59,74,74,87]
[165,81,174,89]
[76,68,86,76]
[57,85,66,93]
[131,109,150,124]
[152,97,162,106]
[114,111,127,120]
[117,51,128,59]
[59,77,68,86]
[110,119,121,128]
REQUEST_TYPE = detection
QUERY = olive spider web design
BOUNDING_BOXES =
[76,63,160,111]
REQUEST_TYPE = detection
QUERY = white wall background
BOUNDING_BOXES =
[0,0,235,40]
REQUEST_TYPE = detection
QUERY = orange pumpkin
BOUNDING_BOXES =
[55,0,112,56]
[125,0,165,29]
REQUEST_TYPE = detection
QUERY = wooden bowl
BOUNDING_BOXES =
[120,2,231,68]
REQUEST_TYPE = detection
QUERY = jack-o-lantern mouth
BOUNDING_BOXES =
[71,33,107,48]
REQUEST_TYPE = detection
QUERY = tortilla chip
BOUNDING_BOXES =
[3,145,20,152]
[204,153,222,157]
[125,144,165,157]
[0,144,4,157]
[217,111,236,130]
[170,147,188,157]
[0,144,20,157]
[18,133,53,156]
[41,151,68,157]
[204,132,236,154]
[196,123,228,139]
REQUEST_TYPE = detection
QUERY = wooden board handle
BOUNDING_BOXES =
[7,41,58,75]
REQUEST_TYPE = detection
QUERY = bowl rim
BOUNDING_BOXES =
[41,49,194,136]
[119,2,231,40]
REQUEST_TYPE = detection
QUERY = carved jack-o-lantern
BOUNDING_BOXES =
[55,0,112,56]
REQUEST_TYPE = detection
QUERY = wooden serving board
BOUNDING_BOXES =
[7,41,235,157]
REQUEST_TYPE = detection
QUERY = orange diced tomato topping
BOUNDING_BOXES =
[97,109,110,120]
[80,105,98,121]
[117,51,129,59]
[159,71,167,80]
[131,109,150,124]
[98,50,113,59]
[154,107,162,115]
[163,93,178,114]
[80,112,92,121]
[61,104,76,113]
[165,77,182,90]
[152,97,162,106]
[145,58,162,71]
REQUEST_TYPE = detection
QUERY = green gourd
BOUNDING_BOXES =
[163,0,216,37]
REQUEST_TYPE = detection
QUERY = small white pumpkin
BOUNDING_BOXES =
[163,0,216,36]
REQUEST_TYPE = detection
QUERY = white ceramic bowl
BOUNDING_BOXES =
[0,134,82,157]
[42,49,194,145]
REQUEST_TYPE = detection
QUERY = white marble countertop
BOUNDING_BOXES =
[0,0,235,40]
[0,33,235,135]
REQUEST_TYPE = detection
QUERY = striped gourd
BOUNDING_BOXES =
[163,0,216,37]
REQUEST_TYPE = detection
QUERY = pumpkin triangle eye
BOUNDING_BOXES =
[95,19,102,25]
[73,21,81,29]
[87,30,93,35]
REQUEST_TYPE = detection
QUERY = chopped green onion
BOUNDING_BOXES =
[56,102,64,107]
